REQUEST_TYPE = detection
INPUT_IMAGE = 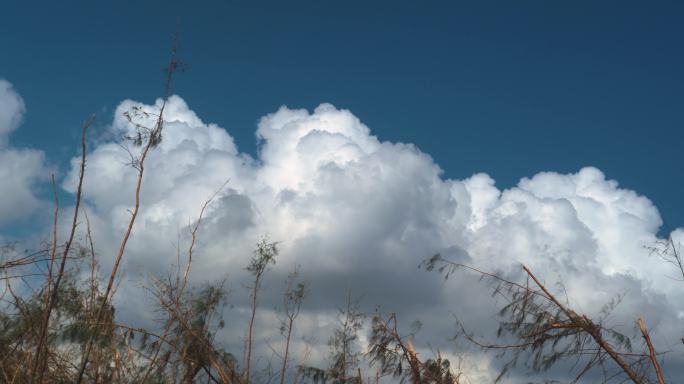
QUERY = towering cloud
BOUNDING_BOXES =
[40,93,684,381]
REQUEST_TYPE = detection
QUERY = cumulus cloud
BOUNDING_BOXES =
[58,95,683,382]
[0,80,49,225]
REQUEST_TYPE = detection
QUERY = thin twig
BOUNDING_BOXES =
[33,113,94,383]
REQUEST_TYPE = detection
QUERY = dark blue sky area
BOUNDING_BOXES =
[1,1,682,233]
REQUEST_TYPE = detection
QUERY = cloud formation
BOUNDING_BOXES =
[0,80,49,226]
[52,94,684,381]
[0,80,26,141]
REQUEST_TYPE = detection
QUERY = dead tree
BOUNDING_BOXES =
[423,254,662,383]
[298,292,364,384]
[32,114,94,382]
[368,312,462,384]
[244,238,278,383]
[280,266,307,384]
[75,34,182,384]
[328,292,365,383]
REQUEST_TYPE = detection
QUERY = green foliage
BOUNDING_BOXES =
[247,237,278,276]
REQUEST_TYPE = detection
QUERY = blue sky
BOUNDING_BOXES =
[2,3,684,381]
[1,1,682,233]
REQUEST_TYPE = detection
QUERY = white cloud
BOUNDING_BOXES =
[0,80,49,225]
[0,79,25,145]
[54,95,684,382]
